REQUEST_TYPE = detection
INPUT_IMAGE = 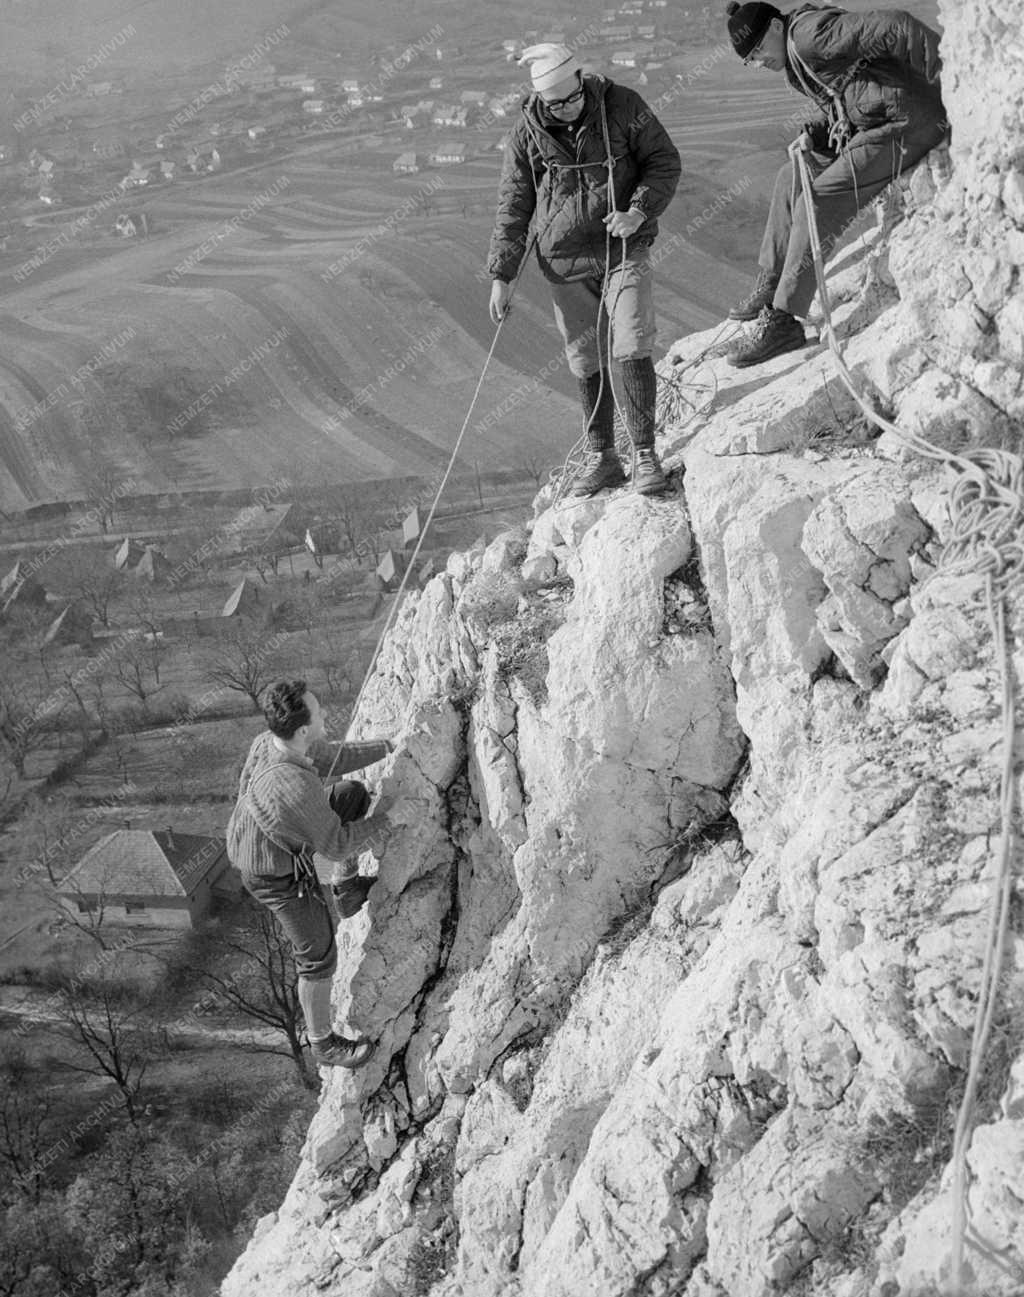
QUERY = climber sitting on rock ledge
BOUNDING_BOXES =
[724,1,948,368]
[227,679,394,1070]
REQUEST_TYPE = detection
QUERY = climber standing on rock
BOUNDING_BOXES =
[487,42,682,498]
[227,679,394,1070]
[724,2,948,368]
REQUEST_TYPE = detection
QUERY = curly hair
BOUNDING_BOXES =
[263,679,311,739]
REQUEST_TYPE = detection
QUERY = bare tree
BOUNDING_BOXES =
[0,1046,59,1203]
[153,899,315,1088]
[0,680,67,779]
[50,548,120,627]
[204,628,284,712]
[112,637,165,705]
[82,465,127,533]
[516,449,552,489]
[46,968,151,1123]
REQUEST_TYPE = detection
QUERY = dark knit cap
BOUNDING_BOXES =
[726,1,783,58]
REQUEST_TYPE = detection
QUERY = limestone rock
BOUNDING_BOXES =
[224,5,1024,1291]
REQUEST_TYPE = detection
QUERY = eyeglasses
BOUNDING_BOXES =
[543,78,584,110]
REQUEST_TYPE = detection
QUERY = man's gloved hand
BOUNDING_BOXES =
[331,874,375,920]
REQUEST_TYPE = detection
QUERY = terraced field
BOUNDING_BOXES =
[0,0,940,510]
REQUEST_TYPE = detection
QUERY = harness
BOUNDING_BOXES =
[521,87,621,262]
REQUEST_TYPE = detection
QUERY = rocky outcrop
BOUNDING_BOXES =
[223,2,1022,1293]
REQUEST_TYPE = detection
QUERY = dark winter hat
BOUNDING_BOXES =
[726,1,783,58]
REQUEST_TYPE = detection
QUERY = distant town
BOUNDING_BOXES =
[0,2,721,242]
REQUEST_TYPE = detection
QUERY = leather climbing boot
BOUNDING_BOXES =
[727,307,807,368]
[571,449,627,497]
[728,268,781,321]
[631,447,668,496]
[310,1032,375,1069]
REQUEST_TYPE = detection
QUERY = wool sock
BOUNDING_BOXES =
[577,370,615,451]
[620,357,657,450]
[298,975,334,1042]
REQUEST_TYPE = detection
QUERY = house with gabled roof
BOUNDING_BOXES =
[1,561,46,614]
[58,828,231,928]
[114,537,146,570]
[42,600,93,648]
[222,577,261,618]
[134,546,171,582]
[402,506,422,549]
[375,549,405,590]
[430,141,466,165]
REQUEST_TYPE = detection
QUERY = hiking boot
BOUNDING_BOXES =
[727,307,807,369]
[728,269,781,321]
[571,449,627,497]
[631,447,669,495]
[310,1032,375,1070]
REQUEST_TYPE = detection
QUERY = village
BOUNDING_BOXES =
[0,2,719,238]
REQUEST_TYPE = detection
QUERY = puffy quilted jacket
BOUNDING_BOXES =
[487,75,681,285]
[785,5,947,144]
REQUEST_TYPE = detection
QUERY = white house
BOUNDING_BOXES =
[431,141,466,165]
[59,829,231,929]
[393,151,420,173]
[303,99,326,114]
[432,104,468,128]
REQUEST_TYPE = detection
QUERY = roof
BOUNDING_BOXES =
[376,549,401,584]
[60,829,226,898]
[134,546,171,580]
[402,506,422,544]
[222,578,260,616]
[114,537,146,569]
[42,601,92,646]
[1,560,39,597]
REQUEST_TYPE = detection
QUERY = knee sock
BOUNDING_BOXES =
[620,357,657,450]
[298,975,334,1041]
[578,370,615,451]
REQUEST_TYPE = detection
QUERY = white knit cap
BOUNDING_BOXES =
[517,43,582,92]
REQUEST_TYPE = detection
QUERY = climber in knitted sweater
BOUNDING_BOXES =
[723,2,947,368]
[227,678,394,1070]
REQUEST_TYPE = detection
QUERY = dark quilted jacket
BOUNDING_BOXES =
[487,74,681,285]
[785,5,947,142]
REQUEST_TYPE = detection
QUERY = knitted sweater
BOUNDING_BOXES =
[227,730,391,882]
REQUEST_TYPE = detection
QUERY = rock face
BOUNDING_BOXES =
[223,4,1023,1295]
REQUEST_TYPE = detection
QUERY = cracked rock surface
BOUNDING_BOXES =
[224,3,1024,1290]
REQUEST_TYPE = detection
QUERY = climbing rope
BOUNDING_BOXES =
[323,236,536,778]
[794,139,1022,1293]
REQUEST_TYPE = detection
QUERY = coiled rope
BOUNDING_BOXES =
[793,139,1022,1293]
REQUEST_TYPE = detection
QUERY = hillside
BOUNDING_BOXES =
[218,0,1023,1292]
[0,0,936,511]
